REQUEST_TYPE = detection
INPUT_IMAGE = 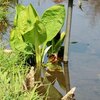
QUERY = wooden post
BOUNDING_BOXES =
[63,0,73,93]
[16,0,18,4]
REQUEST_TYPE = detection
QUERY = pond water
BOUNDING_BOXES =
[70,1,100,100]
[4,0,100,100]
[20,0,100,100]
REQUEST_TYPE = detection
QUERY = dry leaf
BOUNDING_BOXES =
[23,67,35,90]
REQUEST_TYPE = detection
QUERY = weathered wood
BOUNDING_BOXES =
[63,0,74,93]
[61,87,76,100]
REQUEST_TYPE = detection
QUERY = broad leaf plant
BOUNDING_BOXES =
[10,4,66,97]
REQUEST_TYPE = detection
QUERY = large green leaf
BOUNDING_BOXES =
[10,4,40,53]
[23,20,47,46]
[10,28,32,54]
[14,4,39,34]
[41,4,65,42]
[14,4,25,26]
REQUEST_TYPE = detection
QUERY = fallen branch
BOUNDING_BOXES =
[61,87,76,100]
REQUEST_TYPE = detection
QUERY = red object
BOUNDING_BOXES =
[49,54,58,63]
[53,0,65,3]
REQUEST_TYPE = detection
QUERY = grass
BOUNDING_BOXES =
[0,47,43,100]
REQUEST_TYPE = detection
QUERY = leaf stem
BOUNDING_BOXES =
[35,43,41,81]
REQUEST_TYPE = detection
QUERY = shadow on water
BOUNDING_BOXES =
[70,42,89,53]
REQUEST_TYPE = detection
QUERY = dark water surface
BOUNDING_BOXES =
[70,1,100,100]
[10,0,100,99]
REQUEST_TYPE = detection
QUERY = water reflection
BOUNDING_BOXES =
[88,0,100,14]
[82,0,100,23]
[53,0,65,3]
[70,42,89,53]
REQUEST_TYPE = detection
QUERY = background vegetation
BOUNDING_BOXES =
[0,47,43,100]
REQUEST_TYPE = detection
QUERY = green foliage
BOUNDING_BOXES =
[47,31,65,54]
[14,4,39,33]
[0,7,7,21]
[10,4,65,58]
[41,4,65,42]
[0,0,17,34]
[23,20,47,46]
[2,3,67,99]
[10,3,65,82]
[0,0,11,21]
[10,28,32,54]
[0,48,43,100]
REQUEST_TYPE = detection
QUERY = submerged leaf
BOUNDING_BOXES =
[46,69,66,90]
[37,77,63,100]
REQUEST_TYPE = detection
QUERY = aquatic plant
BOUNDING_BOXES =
[10,3,65,79]
[10,4,66,99]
